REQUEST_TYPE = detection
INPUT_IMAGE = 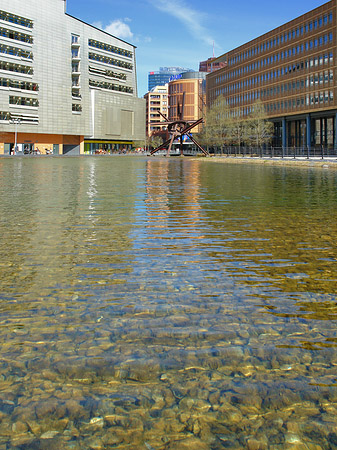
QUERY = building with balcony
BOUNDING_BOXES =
[0,0,145,155]
[207,0,337,149]
[144,84,168,137]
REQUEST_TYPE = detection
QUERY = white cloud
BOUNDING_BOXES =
[91,19,134,40]
[148,0,215,47]
[104,20,134,40]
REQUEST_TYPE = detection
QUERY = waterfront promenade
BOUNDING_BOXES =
[197,155,337,169]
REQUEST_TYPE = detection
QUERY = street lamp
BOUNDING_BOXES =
[10,118,21,155]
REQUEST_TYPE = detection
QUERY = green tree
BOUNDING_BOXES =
[150,135,163,149]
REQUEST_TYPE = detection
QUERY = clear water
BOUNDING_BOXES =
[0,156,337,449]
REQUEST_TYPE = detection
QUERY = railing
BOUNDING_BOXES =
[210,146,337,159]
[149,145,337,158]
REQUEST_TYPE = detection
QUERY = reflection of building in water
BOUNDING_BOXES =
[182,160,202,223]
[0,159,140,301]
[200,164,337,315]
[145,160,170,233]
[145,160,202,231]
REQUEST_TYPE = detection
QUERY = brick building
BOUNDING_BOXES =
[207,0,337,149]
[168,72,206,134]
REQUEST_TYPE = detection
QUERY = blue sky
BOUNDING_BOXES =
[66,0,327,97]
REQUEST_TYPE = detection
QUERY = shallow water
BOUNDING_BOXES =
[0,156,337,449]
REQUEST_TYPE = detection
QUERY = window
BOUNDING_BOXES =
[0,27,33,43]
[72,103,82,112]
[88,39,133,59]
[0,44,32,59]
[0,111,11,120]
[72,62,79,72]
[89,79,133,94]
[0,78,38,91]
[0,10,33,28]
[88,52,133,70]
[9,95,38,107]
[0,61,33,75]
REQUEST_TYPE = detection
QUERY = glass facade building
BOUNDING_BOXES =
[148,67,193,91]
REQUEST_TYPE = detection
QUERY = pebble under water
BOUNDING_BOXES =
[0,156,337,450]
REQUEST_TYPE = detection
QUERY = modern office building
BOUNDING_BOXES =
[0,0,145,155]
[144,84,168,136]
[168,71,206,134]
[207,0,337,148]
[148,67,193,91]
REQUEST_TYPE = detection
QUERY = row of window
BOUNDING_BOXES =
[9,95,38,107]
[221,42,334,84]
[88,65,127,81]
[88,39,132,59]
[226,84,335,108]
[213,53,334,97]
[0,61,33,75]
[228,11,333,65]
[237,90,335,117]
[223,67,334,96]
[0,27,33,44]
[71,34,81,102]
[88,52,133,70]
[0,78,38,91]
[89,79,133,93]
[264,91,334,114]
[259,72,333,99]
[0,10,33,29]
[0,44,33,59]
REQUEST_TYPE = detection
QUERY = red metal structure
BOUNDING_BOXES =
[150,93,209,157]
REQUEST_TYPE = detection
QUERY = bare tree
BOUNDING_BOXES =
[200,95,232,152]
[244,100,274,148]
[228,108,245,147]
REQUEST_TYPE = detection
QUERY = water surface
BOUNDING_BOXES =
[0,156,337,449]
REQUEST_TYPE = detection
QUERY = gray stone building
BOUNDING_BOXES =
[0,0,145,155]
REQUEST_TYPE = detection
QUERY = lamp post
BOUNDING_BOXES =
[10,118,21,155]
